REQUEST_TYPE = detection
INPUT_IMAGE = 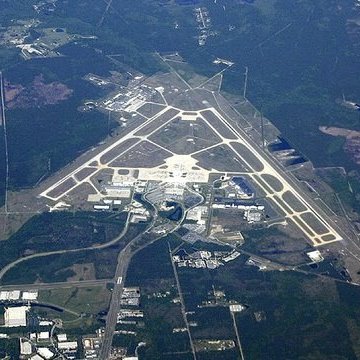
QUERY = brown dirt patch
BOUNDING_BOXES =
[5,74,73,109]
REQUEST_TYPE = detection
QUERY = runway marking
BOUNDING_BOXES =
[208,107,342,246]
[39,103,342,247]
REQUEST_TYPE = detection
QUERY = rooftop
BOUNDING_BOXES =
[4,306,29,327]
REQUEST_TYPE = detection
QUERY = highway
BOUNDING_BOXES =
[168,243,197,360]
[0,212,130,282]
[0,71,9,238]
[99,241,133,359]
[100,191,202,359]
[99,209,160,359]
[30,64,360,357]
[231,311,245,360]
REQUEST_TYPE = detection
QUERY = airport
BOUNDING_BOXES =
[39,70,343,248]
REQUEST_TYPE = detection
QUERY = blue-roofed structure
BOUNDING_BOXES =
[229,177,254,198]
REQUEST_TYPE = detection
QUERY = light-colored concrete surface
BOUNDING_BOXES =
[39,103,342,247]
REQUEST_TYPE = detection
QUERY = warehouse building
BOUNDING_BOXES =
[4,306,29,327]
[228,176,255,198]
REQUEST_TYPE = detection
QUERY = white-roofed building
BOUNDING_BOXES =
[37,331,50,340]
[229,304,246,313]
[0,291,21,301]
[20,338,32,355]
[39,320,52,326]
[307,250,324,263]
[8,291,20,300]
[37,347,54,359]
[4,306,29,327]
[57,333,67,342]
[30,355,43,360]
[22,291,38,301]
[58,341,78,350]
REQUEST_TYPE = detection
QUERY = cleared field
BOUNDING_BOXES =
[39,285,111,315]
[137,102,166,118]
[149,117,221,155]
[109,140,172,168]
[99,138,139,164]
[194,339,236,352]
[252,174,274,194]
[257,198,284,219]
[285,217,316,241]
[201,109,238,139]
[300,212,329,235]
[134,107,179,136]
[312,238,322,245]
[322,234,336,242]
[261,174,284,192]
[66,182,98,206]
[282,191,308,213]
[238,174,265,197]
[193,144,250,172]
[46,177,77,199]
[273,195,294,215]
[230,142,264,172]
[73,167,98,181]
[90,168,114,191]
[266,197,287,217]
[292,216,316,237]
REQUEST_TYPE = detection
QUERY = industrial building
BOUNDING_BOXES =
[307,250,324,263]
[122,287,140,299]
[37,332,50,341]
[228,176,255,198]
[39,320,52,326]
[83,335,102,359]
[93,204,110,211]
[120,287,141,307]
[20,338,32,355]
[212,195,264,223]
[22,291,38,301]
[37,347,54,359]
[57,333,67,342]
[186,206,208,225]
[117,309,143,320]
[244,208,264,223]
[223,251,241,263]
[4,306,29,327]
[0,290,20,301]
[229,304,246,313]
[130,214,148,223]
[57,341,78,351]
[102,184,132,198]
[30,355,43,360]
[212,198,263,210]
[0,290,38,301]
[174,249,242,270]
